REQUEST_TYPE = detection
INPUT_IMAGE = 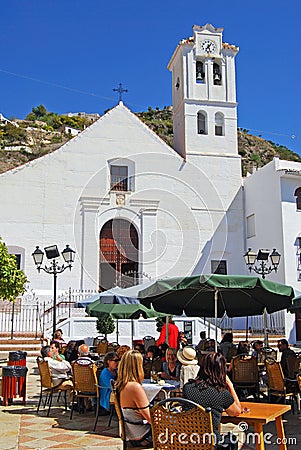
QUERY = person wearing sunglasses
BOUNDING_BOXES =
[99,352,119,415]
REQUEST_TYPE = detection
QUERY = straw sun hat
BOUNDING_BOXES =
[177,347,198,365]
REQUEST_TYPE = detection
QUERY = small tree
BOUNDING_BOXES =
[96,315,115,338]
[0,237,27,301]
[155,316,165,332]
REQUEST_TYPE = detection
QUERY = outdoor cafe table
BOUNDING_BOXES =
[221,402,291,450]
[143,379,180,401]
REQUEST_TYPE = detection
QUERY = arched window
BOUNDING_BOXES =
[196,61,205,83]
[213,63,222,85]
[295,187,301,210]
[215,112,224,136]
[197,111,207,135]
[99,219,139,290]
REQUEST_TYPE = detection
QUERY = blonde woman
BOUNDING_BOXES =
[160,347,181,381]
[115,350,152,447]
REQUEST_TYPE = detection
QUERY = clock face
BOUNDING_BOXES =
[201,40,217,54]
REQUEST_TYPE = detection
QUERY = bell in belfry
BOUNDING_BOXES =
[196,71,204,81]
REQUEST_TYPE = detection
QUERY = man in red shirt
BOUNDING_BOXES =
[156,317,179,349]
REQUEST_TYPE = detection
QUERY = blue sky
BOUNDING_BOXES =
[1,0,300,154]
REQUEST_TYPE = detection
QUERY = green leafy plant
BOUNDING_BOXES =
[0,237,27,301]
[155,317,165,332]
[96,315,115,338]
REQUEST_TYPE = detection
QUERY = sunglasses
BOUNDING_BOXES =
[111,359,120,362]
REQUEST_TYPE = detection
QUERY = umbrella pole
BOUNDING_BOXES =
[246,316,249,342]
[263,308,268,347]
[131,318,134,348]
[116,319,119,344]
[165,315,169,346]
[214,289,218,352]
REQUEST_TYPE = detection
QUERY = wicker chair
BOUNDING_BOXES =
[96,338,108,355]
[70,360,100,431]
[231,355,259,400]
[36,357,68,417]
[265,358,298,413]
[107,342,120,353]
[151,397,214,450]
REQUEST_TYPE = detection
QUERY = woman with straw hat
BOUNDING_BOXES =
[177,346,200,389]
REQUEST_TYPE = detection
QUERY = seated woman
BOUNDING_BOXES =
[115,349,152,447]
[183,352,241,447]
[53,328,67,349]
[160,347,181,381]
[177,346,199,390]
[99,352,119,415]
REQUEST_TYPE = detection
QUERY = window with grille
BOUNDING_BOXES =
[110,165,128,191]
[215,112,224,136]
[197,111,207,135]
[246,214,256,238]
[211,260,227,274]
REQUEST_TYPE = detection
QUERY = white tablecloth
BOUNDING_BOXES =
[142,379,180,401]
[142,382,162,402]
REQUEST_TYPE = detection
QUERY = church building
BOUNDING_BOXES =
[1,24,300,342]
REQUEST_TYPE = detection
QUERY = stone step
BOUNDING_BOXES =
[0,339,42,345]
[0,332,43,339]
[229,330,286,349]
[0,336,42,359]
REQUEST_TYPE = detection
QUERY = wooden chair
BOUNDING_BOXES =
[151,397,214,450]
[107,341,120,352]
[36,357,68,417]
[231,355,259,400]
[70,360,100,431]
[96,338,108,355]
[265,358,298,413]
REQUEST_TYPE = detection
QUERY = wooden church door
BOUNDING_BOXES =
[99,219,138,290]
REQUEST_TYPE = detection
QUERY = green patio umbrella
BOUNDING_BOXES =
[86,302,162,319]
[86,301,165,344]
[288,294,301,313]
[138,274,294,348]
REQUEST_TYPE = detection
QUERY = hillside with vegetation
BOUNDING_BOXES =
[0,105,300,175]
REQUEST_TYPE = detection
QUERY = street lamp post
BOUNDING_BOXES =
[243,248,281,346]
[243,248,281,279]
[32,244,75,338]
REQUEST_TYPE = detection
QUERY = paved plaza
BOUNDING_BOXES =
[0,357,122,450]
[1,357,301,449]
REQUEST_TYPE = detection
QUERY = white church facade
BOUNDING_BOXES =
[1,24,300,342]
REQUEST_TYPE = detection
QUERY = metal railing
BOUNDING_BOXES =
[0,288,98,337]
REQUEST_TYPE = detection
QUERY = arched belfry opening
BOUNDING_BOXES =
[99,219,139,290]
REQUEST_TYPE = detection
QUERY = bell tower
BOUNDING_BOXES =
[168,24,239,159]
